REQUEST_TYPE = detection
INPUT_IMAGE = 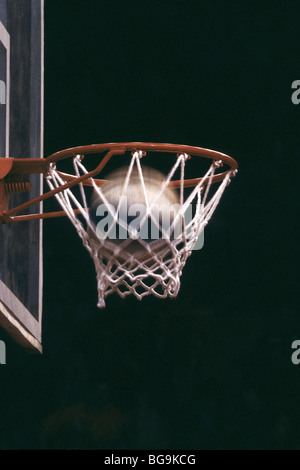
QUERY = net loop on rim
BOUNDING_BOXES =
[45,145,235,308]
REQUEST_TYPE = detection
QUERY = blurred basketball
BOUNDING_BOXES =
[88,166,181,262]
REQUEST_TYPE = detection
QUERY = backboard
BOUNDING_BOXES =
[0,0,43,352]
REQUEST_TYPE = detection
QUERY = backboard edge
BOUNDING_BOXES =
[0,301,42,353]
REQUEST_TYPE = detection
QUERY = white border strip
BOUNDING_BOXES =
[38,0,44,335]
[0,20,10,157]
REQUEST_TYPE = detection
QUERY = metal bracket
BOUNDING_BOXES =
[0,157,47,224]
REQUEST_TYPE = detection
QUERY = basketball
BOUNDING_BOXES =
[88,166,181,262]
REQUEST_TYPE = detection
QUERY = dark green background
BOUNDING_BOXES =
[0,0,299,449]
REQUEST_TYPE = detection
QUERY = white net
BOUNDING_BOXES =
[46,150,236,307]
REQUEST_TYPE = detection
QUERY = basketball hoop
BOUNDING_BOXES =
[46,143,238,307]
[0,143,238,307]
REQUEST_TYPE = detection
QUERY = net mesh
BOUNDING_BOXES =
[46,150,236,307]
